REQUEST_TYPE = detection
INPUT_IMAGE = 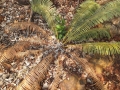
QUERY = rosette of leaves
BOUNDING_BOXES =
[31,0,120,55]
[8,0,120,90]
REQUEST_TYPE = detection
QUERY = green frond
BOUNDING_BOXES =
[64,0,100,41]
[67,28,111,42]
[67,42,120,55]
[63,0,120,43]
[71,0,100,29]
[30,0,58,35]
[82,42,120,55]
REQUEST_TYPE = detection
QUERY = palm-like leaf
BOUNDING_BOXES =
[83,42,120,55]
[67,28,111,42]
[30,0,58,35]
[68,42,120,55]
[63,0,120,43]
[71,0,100,30]
[67,42,120,55]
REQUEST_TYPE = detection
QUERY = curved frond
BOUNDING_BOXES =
[67,42,120,55]
[30,0,58,35]
[68,28,111,42]
[64,0,100,41]
[63,0,120,43]
[16,52,55,90]
[83,42,120,55]
[71,0,100,29]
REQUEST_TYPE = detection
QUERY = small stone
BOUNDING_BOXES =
[0,81,4,86]
[2,73,10,79]
[24,60,30,66]
[86,78,92,83]
[0,72,3,76]
[42,82,48,89]
[69,6,74,12]
[0,69,3,76]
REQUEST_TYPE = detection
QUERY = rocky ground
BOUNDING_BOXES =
[0,0,120,90]
[0,0,80,89]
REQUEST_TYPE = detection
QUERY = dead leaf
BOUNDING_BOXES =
[2,62,12,72]
[59,74,85,90]
[0,15,4,24]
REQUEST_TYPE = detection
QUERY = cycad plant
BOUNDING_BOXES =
[2,0,120,90]
[31,0,120,89]
[31,0,120,55]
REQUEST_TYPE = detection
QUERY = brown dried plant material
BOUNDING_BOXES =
[16,49,42,58]
[0,44,6,51]
[112,17,120,25]
[5,22,50,39]
[70,52,105,90]
[15,52,55,90]
[5,22,46,34]
[0,41,34,63]
[59,74,85,90]
[66,44,83,51]
[49,65,63,90]
[89,56,113,75]
[18,36,48,45]
[0,15,4,23]
[2,62,12,72]
[4,22,51,46]
[49,54,65,90]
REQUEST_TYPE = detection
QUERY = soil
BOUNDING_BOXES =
[0,0,120,90]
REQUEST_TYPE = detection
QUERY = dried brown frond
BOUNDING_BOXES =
[5,22,51,39]
[0,44,6,51]
[18,36,48,45]
[0,41,43,64]
[15,52,55,90]
[4,22,53,46]
[49,54,64,90]
[69,52,105,90]
[49,66,62,90]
